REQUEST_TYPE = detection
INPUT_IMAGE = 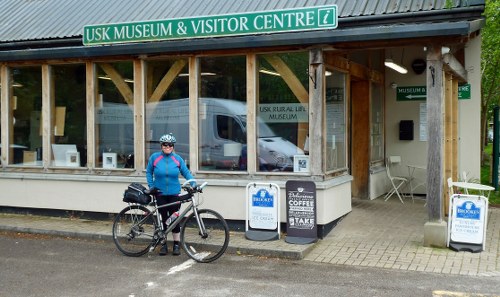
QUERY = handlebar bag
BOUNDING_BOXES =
[123,183,151,204]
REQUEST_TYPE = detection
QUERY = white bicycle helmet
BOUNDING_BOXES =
[159,133,176,143]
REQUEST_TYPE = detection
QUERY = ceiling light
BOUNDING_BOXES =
[259,69,281,76]
[177,72,217,77]
[98,76,134,83]
[384,59,408,74]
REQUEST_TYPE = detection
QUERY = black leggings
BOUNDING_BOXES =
[156,195,181,233]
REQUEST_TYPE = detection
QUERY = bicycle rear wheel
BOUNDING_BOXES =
[112,205,156,257]
[180,209,230,263]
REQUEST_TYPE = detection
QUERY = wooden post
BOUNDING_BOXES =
[426,46,444,222]
[42,64,54,168]
[309,48,323,176]
[133,59,145,171]
[86,62,96,169]
[247,53,258,173]
[444,73,453,213]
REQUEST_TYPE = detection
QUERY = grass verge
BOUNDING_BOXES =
[481,143,500,206]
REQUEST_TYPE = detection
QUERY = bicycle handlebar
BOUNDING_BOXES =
[144,179,206,196]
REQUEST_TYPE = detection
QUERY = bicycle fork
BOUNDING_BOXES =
[192,207,208,238]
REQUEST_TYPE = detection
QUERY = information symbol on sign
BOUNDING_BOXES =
[318,8,337,27]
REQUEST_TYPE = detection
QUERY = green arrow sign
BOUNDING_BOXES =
[83,5,338,45]
[396,84,471,101]
[396,86,427,101]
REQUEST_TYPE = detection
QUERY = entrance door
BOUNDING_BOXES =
[351,79,370,198]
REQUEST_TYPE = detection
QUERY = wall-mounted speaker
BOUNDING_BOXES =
[399,120,414,140]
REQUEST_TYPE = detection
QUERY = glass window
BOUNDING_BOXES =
[371,82,384,163]
[95,61,134,168]
[50,64,87,167]
[145,58,189,166]
[198,56,247,171]
[325,69,347,171]
[10,66,43,165]
[257,52,308,172]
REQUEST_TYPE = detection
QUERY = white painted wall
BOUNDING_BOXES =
[0,173,352,225]
[459,36,482,179]
[380,38,482,198]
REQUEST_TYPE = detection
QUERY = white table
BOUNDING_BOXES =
[407,165,426,201]
[450,181,495,198]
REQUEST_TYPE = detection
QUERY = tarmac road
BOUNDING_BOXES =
[1,231,499,297]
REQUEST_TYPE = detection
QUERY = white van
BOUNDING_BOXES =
[97,98,303,171]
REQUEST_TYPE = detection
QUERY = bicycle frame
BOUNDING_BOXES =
[114,180,229,262]
[128,188,207,251]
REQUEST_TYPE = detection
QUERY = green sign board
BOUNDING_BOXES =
[396,86,427,101]
[458,84,471,100]
[396,84,471,101]
[83,5,338,46]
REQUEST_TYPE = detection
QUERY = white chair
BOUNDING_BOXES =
[384,156,409,203]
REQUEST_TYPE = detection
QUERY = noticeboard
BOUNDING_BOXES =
[285,180,317,244]
[448,194,488,253]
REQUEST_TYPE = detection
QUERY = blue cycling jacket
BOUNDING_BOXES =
[146,151,194,195]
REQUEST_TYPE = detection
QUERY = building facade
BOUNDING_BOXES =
[0,0,485,241]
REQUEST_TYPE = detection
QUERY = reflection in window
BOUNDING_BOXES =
[198,56,246,171]
[257,52,308,172]
[10,66,42,165]
[371,82,384,163]
[145,58,189,167]
[326,69,347,171]
[51,64,87,167]
[96,61,134,169]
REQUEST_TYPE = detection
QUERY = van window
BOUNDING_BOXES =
[216,115,244,143]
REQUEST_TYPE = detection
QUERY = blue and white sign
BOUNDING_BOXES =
[246,183,280,230]
[449,195,488,249]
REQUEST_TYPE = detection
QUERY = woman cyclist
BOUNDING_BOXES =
[146,133,194,256]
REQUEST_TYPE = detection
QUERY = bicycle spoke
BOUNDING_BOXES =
[180,209,229,263]
[112,205,156,257]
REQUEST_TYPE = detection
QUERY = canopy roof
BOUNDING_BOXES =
[0,0,485,60]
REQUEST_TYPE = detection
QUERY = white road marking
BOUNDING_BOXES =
[433,290,499,297]
[166,252,211,275]
[167,259,197,275]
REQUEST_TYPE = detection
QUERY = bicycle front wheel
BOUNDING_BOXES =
[112,205,157,257]
[180,209,230,263]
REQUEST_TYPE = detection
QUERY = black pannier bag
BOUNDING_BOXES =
[123,183,151,204]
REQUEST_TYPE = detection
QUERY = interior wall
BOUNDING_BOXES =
[384,42,482,194]
[385,46,429,194]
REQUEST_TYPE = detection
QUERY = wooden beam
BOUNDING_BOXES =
[444,73,453,214]
[426,46,444,221]
[188,56,198,172]
[247,53,258,173]
[42,64,54,168]
[263,54,309,150]
[263,55,308,104]
[1,65,10,167]
[85,62,96,168]
[451,79,459,181]
[148,59,187,103]
[309,48,323,176]
[349,62,369,80]
[324,55,349,71]
[98,63,134,105]
[134,60,145,171]
[443,53,467,83]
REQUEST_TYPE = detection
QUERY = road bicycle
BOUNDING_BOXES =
[112,179,230,263]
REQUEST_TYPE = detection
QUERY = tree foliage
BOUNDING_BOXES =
[481,0,500,162]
